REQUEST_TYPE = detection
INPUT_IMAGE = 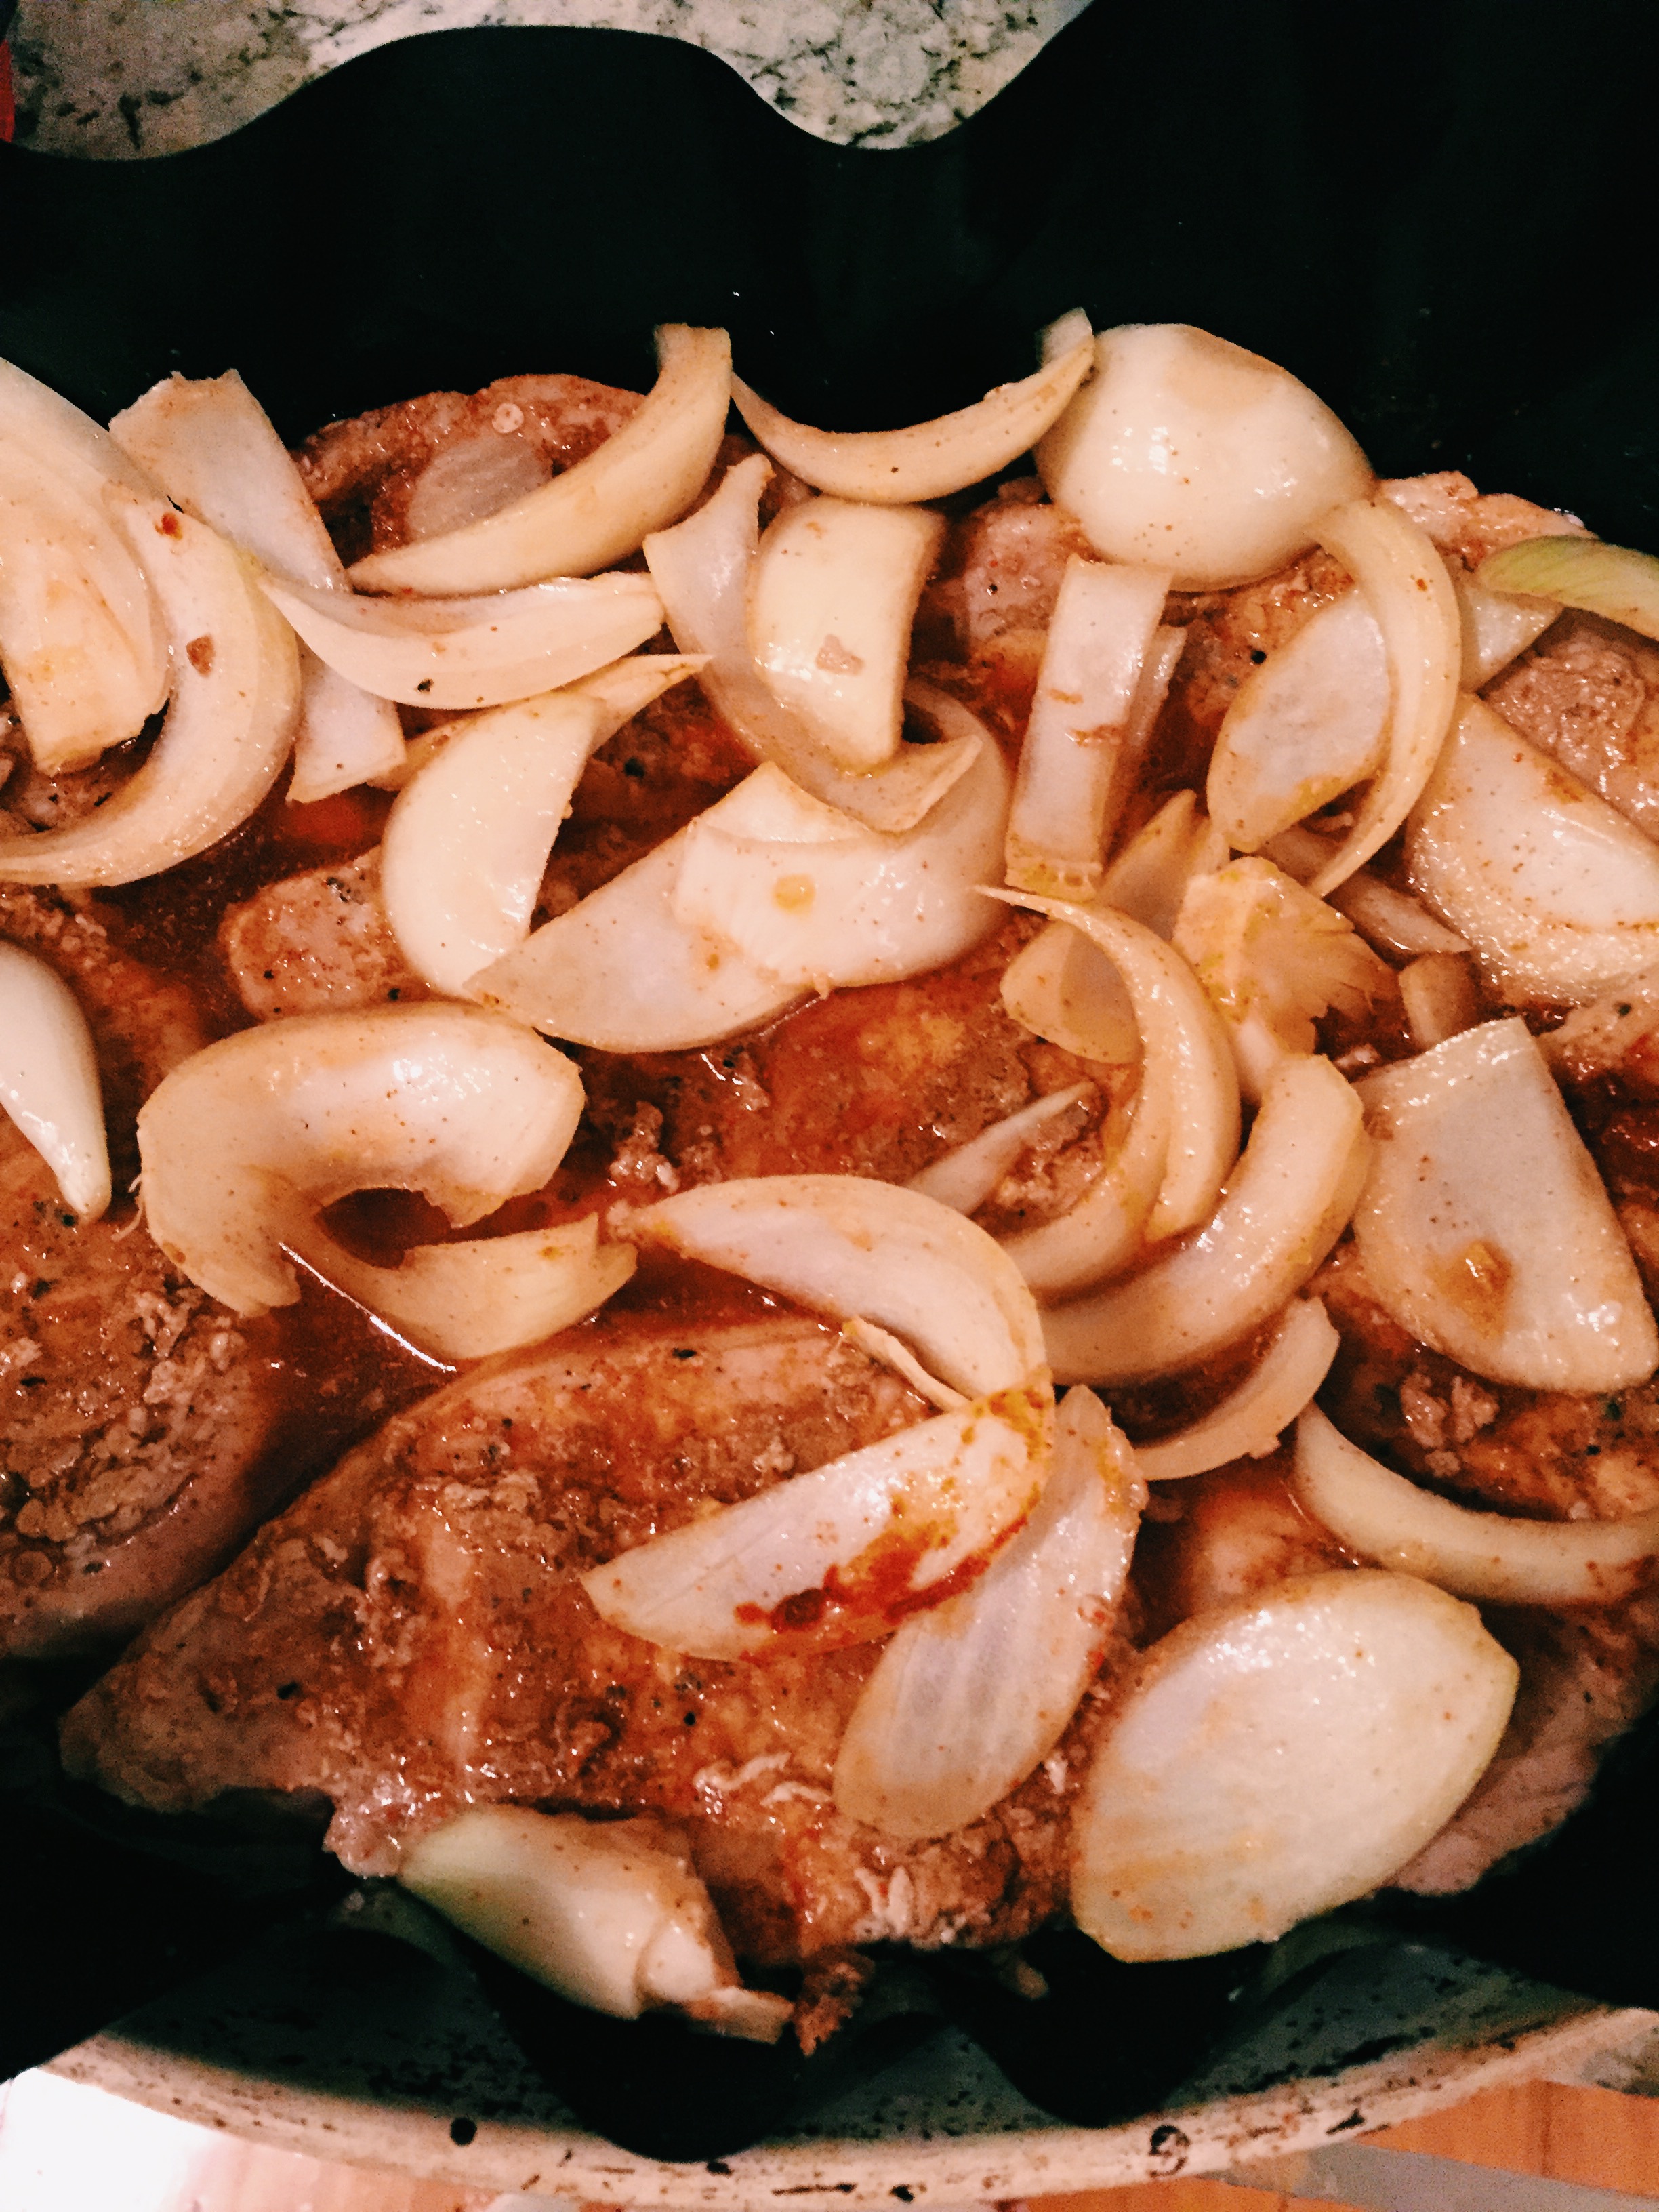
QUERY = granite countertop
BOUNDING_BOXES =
[8,0,1091,157]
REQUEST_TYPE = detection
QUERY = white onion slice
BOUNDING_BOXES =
[731,333,1094,505]
[1004,556,1172,899]
[1000,918,1140,1065]
[841,1317,968,1413]
[137,1005,584,1315]
[1263,826,1470,956]
[580,1381,1050,1659]
[1003,1081,1169,1302]
[0,941,110,1221]
[349,325,733,594]
[1294,1404,1659,1608]
[1351,1017,1658,1391]
[1044,1052,1368,1384]
[907,1084,1093,1216]
[0,494,300,887]
[1036,325,1373,591]
[748,497,944,769]
[0,356,161,502]
[401,1807,788,2040]
[1405,695,1659,1000]
[833,1386,1141,1840]
[1070,1570,1517,1959]
[1134,1297,1340,1481]
[644,454,976,832]
[1452,569,1557,688]
[1097,790,1229,941]
[256,568,663,712]
[289,647,408,801]
[1398,950,1481,1050]
[1207,591,1388,853]
[1473,534,1659,639]
[1305,497,1462,897]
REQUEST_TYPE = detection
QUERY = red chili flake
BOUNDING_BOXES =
[157,511,182,537]
[186,635,216,675]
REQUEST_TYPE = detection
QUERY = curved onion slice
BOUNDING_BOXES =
[0,495,300,887]
[1135,1297,1340,1481]
[257,568,663,712]
[1036,325,1373,591]
[1097,790,1228,941]
[1207,591,1388,853]
[1398,951,1481,1050]
[749,497,944,769]
[1044,1052,1368,1385]
[0,942,110,1220]
[834,1387,1141,1840]
[907,1084,1093,1217]
[1261,825,1471,956]
[731,333,1094,505]
[1001,918,1140,1065]
[644,454,976,832]
[1473,534,1659,638]
[1452,569,1557,688]
[137,1006,584,1314]
[581,1380,1051,1660]
[1405,696,1659,1000]
[1304,497,1462,897]
[401,1807,788,2040]
[1070,1570,1517,1959]
[1351,1017,1658,1391]
[349,326,733,595]
[0,356,160,503]
[1295,1405,1659,1608]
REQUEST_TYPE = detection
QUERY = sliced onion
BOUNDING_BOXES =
[580,1380,1050,1659]
[1405,695,1659,1000]
[1097,790,1229,942]
[1003,1080,1169,1301]
[1004,556,1172,898]
[1398,950,1481,1050]
[290,646,408,801]
[1351,1016,1658,1391]
[644,454,976,832]
[731,331,1094,505]
[256,568,663,712]
[1305,497,1462,897]
[0,941,110,1220]
[0,493,300,887]
[349,326,733,594]
[833,1386,1142,1840]
[748,497,944,769]
[907,1084,1093,1216]
[1036,324,1373,591]
[1473,534,1659,638]
[1044,1051,1368,1384]
[1070,1570,1517,1959]
[1001,918,1140,1065]
[137,1005,584,1315]
[0,356,161,502]
[1452,568,1557,688]
[841,1317,968,1413]
[1295,1404,1659,1608]
[401,1807,788,2041]
[1207,591,1388,853]
[1263,825,1470,956]
[1135,1297,1340,1481]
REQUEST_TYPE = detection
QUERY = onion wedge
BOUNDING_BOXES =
[348,326,733,594]
[907,1084,1094,1217]
[1097,790,1228,941]
[1473,534,1659,638]
[581,1380,1051,1660]
[1294,1405,1659,1608]
[1001,918,1140,1065]
[0,495,300,887]
[0,356,161,503]
[1452,569,1557,688]
[833,1387,1141,1840]
[1305,497,1462,897]
[137,1006,585,1315]
[731,333,1094,505]
[1135,1298,1340,1481]
[0,942,110,1221]
[1071,1570,1517,1959]
[1351,1017,1658,1391]
[1044,1052,1368,1384]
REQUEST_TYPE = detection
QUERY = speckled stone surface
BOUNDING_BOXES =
[9,0,1092,157]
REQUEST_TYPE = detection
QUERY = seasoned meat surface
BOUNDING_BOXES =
[219,851,426,1022]
[1485,612,1659,839]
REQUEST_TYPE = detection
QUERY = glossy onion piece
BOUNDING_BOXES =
[1134,1297,1340,1481]
[749,497,945,769]
[907,1084,1094,1217]
[0,356,161,502]
[583,1382,1051,1659]
[381,692,608,996]
[383,650,705,790]
[1097,789,1229,942]
[1473,534,1659,640]
[401,1807,789,2040]
[1452,569,1557,688]
[1405,697,1659,1000]
[1266,825,1471,957]
[257,568,663,712]
[1044,1052,1368,1385]
[644,455,976,832]
[137,1005,585,1314]
[1207,592,1388,853]
[1398,951,1481,1050]
[1295,1405,1659,1608]
[1036,324,1373,591]
[833,1387,1141,1840]
[1001,918,1140,1065]
[0,942,110,1221]
[1304,497,1462,897]
[0,442,168,771]
[0,495,300,887]
[731,331,1094,504]
[349,325,734,594]
[1071,1570,1517,1959]
[1004,556,1172,899]
[1351,1017,1658,1391]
